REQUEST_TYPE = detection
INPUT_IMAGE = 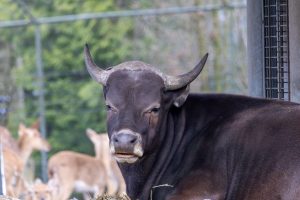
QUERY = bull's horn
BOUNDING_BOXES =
[84,44,110,85]
[165,53,208,90]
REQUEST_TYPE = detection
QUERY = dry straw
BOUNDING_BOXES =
[94,194,131,200]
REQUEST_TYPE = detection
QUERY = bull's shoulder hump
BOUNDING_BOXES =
[184,93,300,118]
[186,93,299,107]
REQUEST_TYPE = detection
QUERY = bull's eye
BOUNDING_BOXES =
[106,104,117,112]
[106,104,112,110]
[150,107,160,114]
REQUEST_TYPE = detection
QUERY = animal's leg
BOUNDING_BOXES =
[83,192,92,200]
[95,183,106,198]
[58,183,74,200]
[106,176,118,195]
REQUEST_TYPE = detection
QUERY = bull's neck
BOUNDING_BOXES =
[117,108,184,199]
[150,104,217,199]
[120,94,272,199]
[120,109,197,199]
[120,97,225,200]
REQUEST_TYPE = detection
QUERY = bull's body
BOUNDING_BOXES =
[136,93,300,199]
[84,45,300,200]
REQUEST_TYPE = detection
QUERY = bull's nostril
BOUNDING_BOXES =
[114,133,138,146]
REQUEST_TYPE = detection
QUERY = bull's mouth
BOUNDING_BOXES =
[110,132,144,164]
[114,152,137,157]
[113,151,143,164]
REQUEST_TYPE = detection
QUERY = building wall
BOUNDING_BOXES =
[247,0,264,98]
[289,0,300,103]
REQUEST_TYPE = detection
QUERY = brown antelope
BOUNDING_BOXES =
[47,131,109,200]
[0,121,51,197]
[0,121,51,164]
[17,122,51,165]
[2,148,25,197]
[86,129,126,195]
[0,125,19,152]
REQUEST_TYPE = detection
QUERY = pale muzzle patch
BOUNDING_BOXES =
[110,130,144,164]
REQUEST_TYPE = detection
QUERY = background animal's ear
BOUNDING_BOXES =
[31,119,40,130]
[18,123,26,137]
[86,128,97,139]
[173,85,190,107]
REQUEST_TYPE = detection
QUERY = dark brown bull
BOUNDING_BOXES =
[85,44,300,200]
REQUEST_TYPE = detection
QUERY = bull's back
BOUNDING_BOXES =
[183,94,300,199]
[217,100,300,199]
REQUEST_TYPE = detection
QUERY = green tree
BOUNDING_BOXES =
[0,0,133,158]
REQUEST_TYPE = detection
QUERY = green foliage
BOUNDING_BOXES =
[0,0,133,160]
[0,0,247,182]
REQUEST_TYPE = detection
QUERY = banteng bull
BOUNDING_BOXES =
[84,44,300,200]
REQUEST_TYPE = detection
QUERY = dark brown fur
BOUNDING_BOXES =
[84,44,300,200]
[102,69,300,200]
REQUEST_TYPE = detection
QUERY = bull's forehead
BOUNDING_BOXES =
[106,69,164,108]
[107,61,165,78]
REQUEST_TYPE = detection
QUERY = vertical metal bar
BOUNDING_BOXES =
[286,0,291,101]
[264,0,272,97]
[35,25,47,182]
[276,0,281,99]
[262,0,266,98]
[0,137,7,195]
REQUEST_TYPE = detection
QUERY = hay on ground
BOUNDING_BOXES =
[94,194,130,200]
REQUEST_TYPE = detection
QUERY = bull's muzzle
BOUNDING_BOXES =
[111,129,143,164]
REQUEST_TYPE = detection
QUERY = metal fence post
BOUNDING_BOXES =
[0,137,7,195]
[35,25,48,182]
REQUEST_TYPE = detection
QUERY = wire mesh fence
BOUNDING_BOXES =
[263,0,290,100]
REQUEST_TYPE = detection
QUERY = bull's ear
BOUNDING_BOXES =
[173,85,190,107]
[31,119,40,129]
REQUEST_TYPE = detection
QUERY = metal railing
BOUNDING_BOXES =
[0,96,9,195]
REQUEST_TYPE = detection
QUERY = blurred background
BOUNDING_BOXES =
[0,0,247,188]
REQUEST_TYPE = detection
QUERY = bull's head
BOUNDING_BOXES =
[85,44,208,164]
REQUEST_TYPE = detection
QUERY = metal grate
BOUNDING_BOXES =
[263,0,290,100]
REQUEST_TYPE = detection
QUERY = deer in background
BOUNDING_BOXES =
[17,122,51,166]
[2,148,25,197]
[86,129,126,195]
[0,125,19,152]
[47,130,108,200]
[0,120,51,165]
[0,120,51,198]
